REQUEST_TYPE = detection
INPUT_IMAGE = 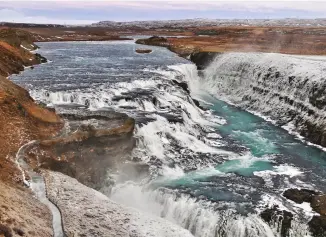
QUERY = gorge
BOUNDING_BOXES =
[1,26,326,237]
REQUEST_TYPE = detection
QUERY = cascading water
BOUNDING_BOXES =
[10,41,326,237]
[199,53,326,147]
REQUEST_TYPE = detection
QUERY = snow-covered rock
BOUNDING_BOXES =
[44,171,194,237]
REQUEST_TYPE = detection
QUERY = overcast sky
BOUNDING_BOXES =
[0,0,325,25]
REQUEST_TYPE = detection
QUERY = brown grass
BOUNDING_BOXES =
[166,26,326,55]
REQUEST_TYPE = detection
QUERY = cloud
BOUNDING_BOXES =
[102,1,326,13]
[0,1,325,24]
[1,1,326,12]
[0,8,95,24]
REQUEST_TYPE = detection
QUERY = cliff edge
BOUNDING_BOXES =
[0,28,62,237]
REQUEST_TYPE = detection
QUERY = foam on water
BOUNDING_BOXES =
[254,164,305,189]
[135,114,230,163]
[111,182,313,237]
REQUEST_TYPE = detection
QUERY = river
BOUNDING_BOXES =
[11,40,326,237]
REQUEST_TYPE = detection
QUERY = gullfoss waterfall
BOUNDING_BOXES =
[10,41,326,237]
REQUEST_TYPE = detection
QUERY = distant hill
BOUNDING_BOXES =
[0,22,65,28]
[92,18,326,29]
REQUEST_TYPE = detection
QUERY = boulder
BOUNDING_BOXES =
[34,53,47,64]
[311,195,326,216]
[135,48,152,54]
[172,79,190,94]
[260,205,293,237]
[283,189,326,237]
[308,215,326,237]
[283,188,320,204]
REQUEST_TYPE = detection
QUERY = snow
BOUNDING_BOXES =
[20,44,31,51]
[44,171,194,237]
[92,19,326,28]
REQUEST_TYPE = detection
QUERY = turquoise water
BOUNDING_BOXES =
[163,94,326,204]
[209,97,326,169]
[215,159,273,177]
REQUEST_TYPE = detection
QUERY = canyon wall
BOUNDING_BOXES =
[193,52,326,147]
[0,28,62,237]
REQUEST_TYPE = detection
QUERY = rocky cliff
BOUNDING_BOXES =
[27,111,135,190]
[0,28,62,237]
[195,52,326,148]
[0,28,46,76]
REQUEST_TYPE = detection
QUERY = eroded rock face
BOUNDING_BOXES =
[0,28,63,237]
[192,52,326,148]
[282,188,326,237]
[309,216,326,237]
[190,52,221,70]
[260,206,293,237]
[172,79,190,94]
[309,195,326,237]
[311,195,326,216]
[0,28,46,77]
[27,110,135,190]
[0,76,62,183]
[283,189,320,204]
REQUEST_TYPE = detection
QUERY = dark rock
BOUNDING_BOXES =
[288,76,295,84]
[190,52,221,70]
[260,206,293,237]
[192,98,206,111]
[34,53,47,64]
[311,195,326,216]
[0,224,12,237]
[84,99,90,108]
[283,188,320,204]
[13,227,24,236]
[112,95,133,102]
[135,36,168,47]
[135,49,152,54]
[283,189,326,236]
[46,107,56,113]
[152,97,158,106]
[308,215,326,237]
[60,110,129,122]
[172,80,190,94]
[157,113,183,123]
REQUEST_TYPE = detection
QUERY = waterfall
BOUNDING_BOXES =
[194,53,326,147]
